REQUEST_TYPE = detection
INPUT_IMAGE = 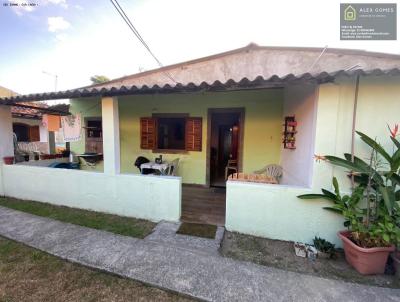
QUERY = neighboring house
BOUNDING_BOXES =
[0,86,68,156]
[0,86,51,154]
[12,102,51,154]
[0,44,399,246]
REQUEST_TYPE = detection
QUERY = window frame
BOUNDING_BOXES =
[151,113,190,154]
[84,117,103,154]
[13,123,40,142]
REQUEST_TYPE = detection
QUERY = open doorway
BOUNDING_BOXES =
[207,108,244,187]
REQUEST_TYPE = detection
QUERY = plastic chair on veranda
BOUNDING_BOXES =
[253,164,283,183]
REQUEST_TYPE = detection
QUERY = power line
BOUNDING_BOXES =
[109,0,177,83]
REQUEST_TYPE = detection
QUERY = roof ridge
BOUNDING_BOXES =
[3,68,400,103]
[83,43,400,89]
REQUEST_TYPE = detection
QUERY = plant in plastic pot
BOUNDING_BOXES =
[3,156,14,165]
[313,237,336,259]
[299,129,400,275]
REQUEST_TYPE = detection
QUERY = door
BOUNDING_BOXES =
[209,111,241,187]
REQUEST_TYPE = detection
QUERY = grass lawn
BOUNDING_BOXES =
[0,197,155,239]
[0,236,192,302]
[220,231,400,289]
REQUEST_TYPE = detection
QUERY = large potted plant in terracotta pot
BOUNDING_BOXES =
[299,129,400,275]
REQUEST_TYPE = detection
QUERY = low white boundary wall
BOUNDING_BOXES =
[0,164,181,222]
[226,181,344,246]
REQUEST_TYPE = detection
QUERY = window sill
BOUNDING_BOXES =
[152,149,188,154]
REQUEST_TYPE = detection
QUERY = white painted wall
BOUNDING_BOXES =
[39,124,48,143]
[16,158,69,167]
[280,83,317,187]
[226,181,344,246]
[0,165,181,222]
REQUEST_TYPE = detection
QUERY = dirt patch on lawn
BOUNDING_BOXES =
[220,231,399,289]
[177,222,217,239]
[0,236,193,302]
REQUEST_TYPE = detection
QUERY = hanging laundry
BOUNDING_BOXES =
[61,114,82,142]
[42,114,61,132]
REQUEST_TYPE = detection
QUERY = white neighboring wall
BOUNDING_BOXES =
[280,83,318,187]
[0,165,182,223]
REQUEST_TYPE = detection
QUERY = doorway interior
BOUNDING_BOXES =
[207,108,244,187]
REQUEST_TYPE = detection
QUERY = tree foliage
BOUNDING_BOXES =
[90,75,110,84]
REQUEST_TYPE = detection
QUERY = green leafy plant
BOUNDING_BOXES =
[299,129,400,248]
[313,237,335,257]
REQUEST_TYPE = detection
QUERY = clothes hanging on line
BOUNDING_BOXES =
[42,114,61,132]
[61,114,82,142]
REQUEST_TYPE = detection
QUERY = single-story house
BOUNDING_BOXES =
[0,43,399,246]
[0,86,69,157]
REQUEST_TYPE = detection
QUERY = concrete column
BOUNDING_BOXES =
[0,105,14,159]
[101,97,120,175]
[48,132,56,154]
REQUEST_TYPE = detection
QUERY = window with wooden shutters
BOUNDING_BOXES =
[185,117,202,151]
[29,126,40,142]
[140,117,157,149]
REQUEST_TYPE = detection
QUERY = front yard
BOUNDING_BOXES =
[220,231,400,289]
[0,236,192,302]
[0,197,155,238]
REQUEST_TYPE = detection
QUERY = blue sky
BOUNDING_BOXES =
[0,0,399,95]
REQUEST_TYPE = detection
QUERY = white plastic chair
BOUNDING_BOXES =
[254,164,283,183]
[225,159,238,179]
[167,158,180,176]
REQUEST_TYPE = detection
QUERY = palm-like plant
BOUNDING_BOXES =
[299,130,400,247]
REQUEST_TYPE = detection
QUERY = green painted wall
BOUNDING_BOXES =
[69,90,284,182]
[227,75,400,246]
[118,90,284,184]
[313,75,400,192]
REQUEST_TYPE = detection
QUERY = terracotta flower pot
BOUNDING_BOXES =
[338,230,395,275]
[3,156,14,165]
[392,251,400,278]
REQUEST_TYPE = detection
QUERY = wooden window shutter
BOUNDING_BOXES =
[29,126,40,142]
[185,117,202,151]
[140,117,157,149]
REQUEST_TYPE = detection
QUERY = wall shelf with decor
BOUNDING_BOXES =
[283,116,297,149]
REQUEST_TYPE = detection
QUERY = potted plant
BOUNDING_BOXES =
[393,250,400,278]
[299,129,400,275]
[313,237,335,259]
[3,156,14,165]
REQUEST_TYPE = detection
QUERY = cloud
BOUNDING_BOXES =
[55,33,68,42]
[74,4,83,10]
[48,17,71,32]
[47,0,68,9]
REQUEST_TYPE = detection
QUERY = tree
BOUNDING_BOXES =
[90,75,110,84]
